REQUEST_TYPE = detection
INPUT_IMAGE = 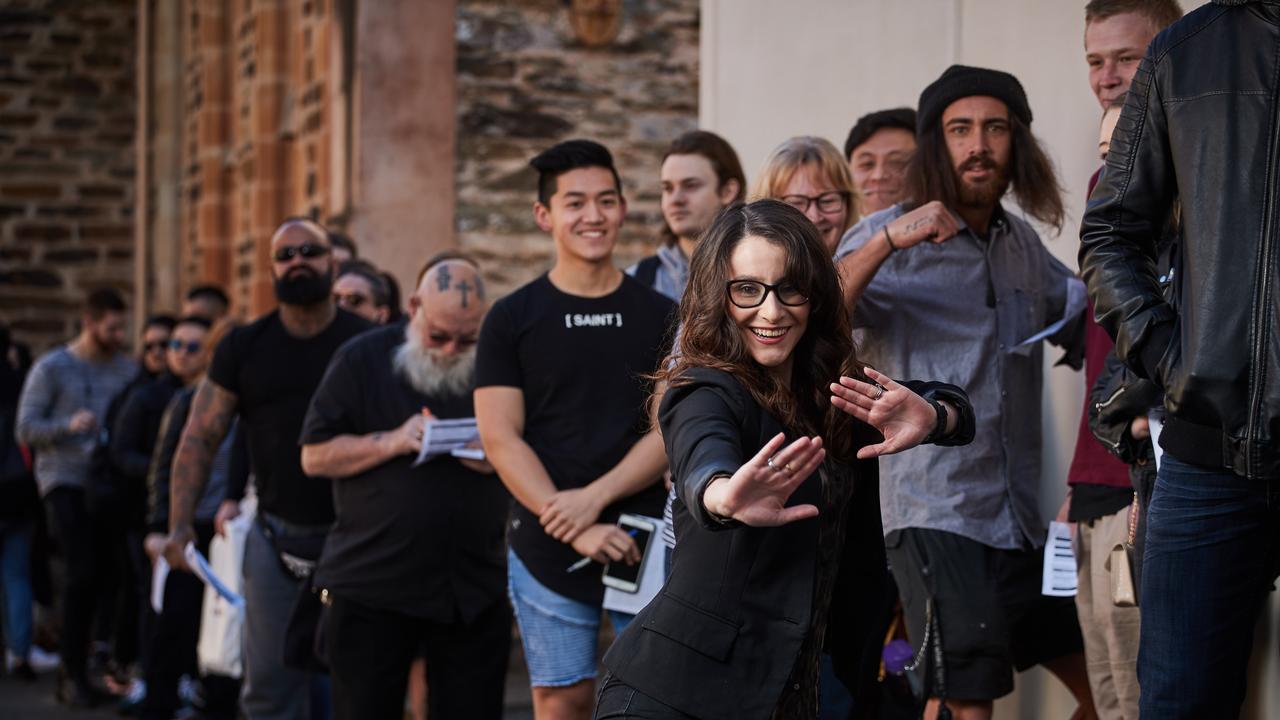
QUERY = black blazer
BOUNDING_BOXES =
[602,367,973,720]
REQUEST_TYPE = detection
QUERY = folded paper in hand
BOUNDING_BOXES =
[413,417,479,467]
[184,542,244,608]
[1041,521,1077,597]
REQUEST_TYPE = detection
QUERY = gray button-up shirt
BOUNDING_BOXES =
[835,204,1086,549]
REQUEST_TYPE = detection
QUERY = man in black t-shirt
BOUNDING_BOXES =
[162,218,372,720]
[476,139,674,720]
[301,255,509,720]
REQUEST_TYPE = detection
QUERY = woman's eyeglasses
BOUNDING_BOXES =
[272,243,330,263]
[725,280,809,309]
[168,340,203,354]
[779,191,848,214]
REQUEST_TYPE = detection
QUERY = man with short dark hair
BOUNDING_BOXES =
[1084,0,1184,108]
[17,289,137,707]
[328,231,358,264]
[627,130,745,301]
[301,257,509,720]
[475,139,674,720]
[333,260,392,325]
[835,67,1092,720]
[843,107,918,217]
[1081,3,1280,715]
[184,285,230,321]
[162,219,373,720]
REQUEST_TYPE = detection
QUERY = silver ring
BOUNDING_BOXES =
[766,456,778,472]
[873,385,885,400]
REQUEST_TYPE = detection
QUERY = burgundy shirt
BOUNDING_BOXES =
[1068,166,1131,489]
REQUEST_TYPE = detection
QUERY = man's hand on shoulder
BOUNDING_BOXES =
[884,201,961,250]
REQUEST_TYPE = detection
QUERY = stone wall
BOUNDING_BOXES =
[455,0,699,297]
[0,0,136,352]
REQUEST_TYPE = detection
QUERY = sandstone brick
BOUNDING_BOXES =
[43,248,99,264]
[0,269,62,288]
[2,183,61,200]
[79,224,131,242]
[14,223,72,242]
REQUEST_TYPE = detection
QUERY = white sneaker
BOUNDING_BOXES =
[28,646,61,673]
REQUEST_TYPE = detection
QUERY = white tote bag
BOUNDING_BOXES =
[197,494,256,678]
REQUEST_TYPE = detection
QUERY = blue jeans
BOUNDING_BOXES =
[0,519,34,659]
[1138,452,1280,718]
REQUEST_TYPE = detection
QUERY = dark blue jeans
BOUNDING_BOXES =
[1138,452,1280,718]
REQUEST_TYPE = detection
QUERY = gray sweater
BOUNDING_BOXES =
[16,345,137,496]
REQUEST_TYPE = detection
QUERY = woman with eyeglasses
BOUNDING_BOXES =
[594,200,973,720]
[140,318,243,720]
[752,136,859,256]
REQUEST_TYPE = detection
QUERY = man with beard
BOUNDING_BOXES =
[16,289,138,706]
[299,254,509,720]
[834,67,1092,720]
[162,217,372,720]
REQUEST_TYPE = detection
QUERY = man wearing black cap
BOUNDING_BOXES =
[835,66,1093,720]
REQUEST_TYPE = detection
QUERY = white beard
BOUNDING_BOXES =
[392,325,476,398]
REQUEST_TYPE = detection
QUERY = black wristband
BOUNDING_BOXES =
[922,397,948,445]
[883,225,898,252]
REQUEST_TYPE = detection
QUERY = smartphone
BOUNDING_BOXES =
[601,514,656,594]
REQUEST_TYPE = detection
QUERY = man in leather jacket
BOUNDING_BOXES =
[1079,2,1280,715]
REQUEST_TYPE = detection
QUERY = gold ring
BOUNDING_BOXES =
[784,463,794,474]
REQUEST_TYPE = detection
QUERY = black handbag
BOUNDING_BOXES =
[258,519,330,672]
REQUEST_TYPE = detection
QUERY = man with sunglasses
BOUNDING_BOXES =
[834,68,1092,719]
[162,217,373,720]
[299,254,509,720]
[333,260,392,325]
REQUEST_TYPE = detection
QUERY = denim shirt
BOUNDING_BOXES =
[625,243,689,303]
[835,204,1086,549]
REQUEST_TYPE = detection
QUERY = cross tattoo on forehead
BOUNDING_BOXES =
[436,265,452,292]
[457,280,472,308]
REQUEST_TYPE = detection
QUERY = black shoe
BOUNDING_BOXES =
[56,674,108,708]
[9,661,37,682]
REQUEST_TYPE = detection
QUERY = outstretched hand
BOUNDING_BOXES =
[702,432,825,527]
[830,367,936,459]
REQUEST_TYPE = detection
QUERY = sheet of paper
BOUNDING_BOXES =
[1017,277,1088,347]
[151,556,169,613]
[1148,412,1164,472]
[1042,521,1078,597]
[603,515,666,616]
[412,417,480,467]
[184,542,244,607]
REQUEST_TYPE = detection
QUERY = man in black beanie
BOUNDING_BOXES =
[834,66,1094,720]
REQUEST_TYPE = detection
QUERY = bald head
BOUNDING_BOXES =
[270,218,335,305]
[409,259,486,359]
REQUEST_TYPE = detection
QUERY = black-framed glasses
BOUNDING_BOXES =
[272,243,330,263]
[725,280,809,308]
[168,340,203,354]
[780,191,848,214]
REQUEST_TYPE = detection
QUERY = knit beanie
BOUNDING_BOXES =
[917,65,1032,134]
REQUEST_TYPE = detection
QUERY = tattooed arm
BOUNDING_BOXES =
[837,200,961,311]
[162,378,238,571]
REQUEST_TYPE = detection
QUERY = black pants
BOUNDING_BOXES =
[140,522,214,720]
[324,594,511,720]
[594,672,698,720]
[43,486,95,681]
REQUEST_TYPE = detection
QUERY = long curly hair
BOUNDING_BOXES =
[656,199,864,463]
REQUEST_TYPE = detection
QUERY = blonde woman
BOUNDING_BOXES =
[752,136,858,255]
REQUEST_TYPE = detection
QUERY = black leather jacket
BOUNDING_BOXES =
[1080,0,1280,479]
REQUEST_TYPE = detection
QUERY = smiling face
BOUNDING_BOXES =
[849,127,916,215]
[1085,12,1156,108]
[534,166,626,265]
[777,165,848,255]
[726,234,810,382]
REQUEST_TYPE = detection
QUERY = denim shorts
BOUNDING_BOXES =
[507,548,633,687]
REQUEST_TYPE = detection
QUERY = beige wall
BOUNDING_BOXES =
[701,0,1278,716]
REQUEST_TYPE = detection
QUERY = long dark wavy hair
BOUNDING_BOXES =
[655,199,864,464]
[905,116,1065,232]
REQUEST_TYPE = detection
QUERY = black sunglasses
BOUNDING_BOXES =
[273,243,330,263]
[168,340,203,354]
[143,340,168,352]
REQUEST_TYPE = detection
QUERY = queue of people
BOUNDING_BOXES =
[6,0,1280,719]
